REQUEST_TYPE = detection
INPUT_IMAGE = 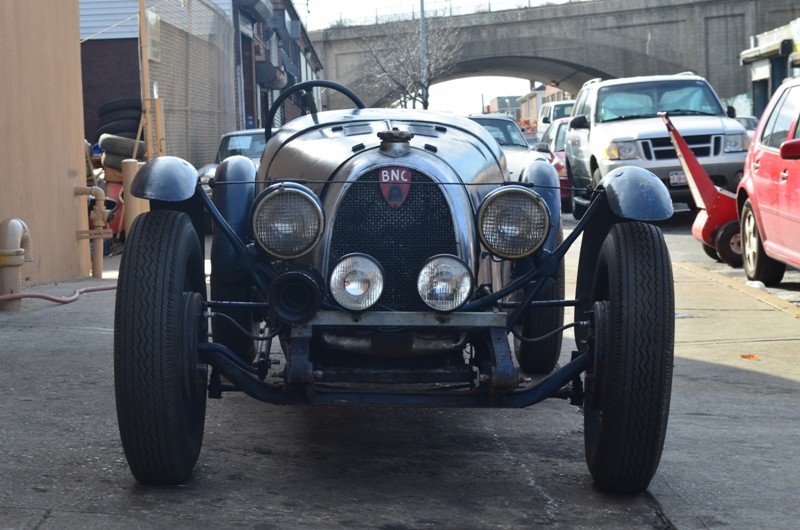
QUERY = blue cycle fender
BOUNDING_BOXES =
[130,156,198,202]
[599,166,673,221]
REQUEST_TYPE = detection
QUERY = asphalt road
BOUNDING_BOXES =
[1,213,799,529]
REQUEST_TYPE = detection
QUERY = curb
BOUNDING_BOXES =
[674,262,800,320]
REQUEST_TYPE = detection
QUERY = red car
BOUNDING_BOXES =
[537,116,572,212]
[737,76,800,285]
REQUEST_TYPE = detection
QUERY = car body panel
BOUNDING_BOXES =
[467,113,547,181]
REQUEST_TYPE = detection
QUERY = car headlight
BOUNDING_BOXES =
[724,133,746,153]
[417,255,472,312]
[606,141,638,160]
[330,254,384,311]
[251,183,323,259]
[477,186,550,259]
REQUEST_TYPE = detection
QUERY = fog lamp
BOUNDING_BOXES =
[417,255,472,312]
[330,254,384,311]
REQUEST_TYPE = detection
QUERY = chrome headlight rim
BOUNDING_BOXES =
[250,183,324,260]
[329,253,385,312]
[477,185,551,260]
[416,254,473,312]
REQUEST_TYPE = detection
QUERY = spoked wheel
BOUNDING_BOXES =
[715,220,742,268]
[514,229,565,374]
[584,222,674,494]
[114,210,208,485]
[741,199,785,286]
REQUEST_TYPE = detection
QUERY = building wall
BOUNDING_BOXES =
[0,0,90,285]
[81,38,141,142]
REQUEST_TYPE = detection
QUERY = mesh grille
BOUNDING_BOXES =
[329,170,458,311]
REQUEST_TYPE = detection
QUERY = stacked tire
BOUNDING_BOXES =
[95,98,143,141]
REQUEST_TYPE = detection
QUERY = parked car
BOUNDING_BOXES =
[537,100,574,134]
[536,116,572,212]
[737,76,800,286]
[468,113,547,180]
[735,115,759,141]
[197,128,267,190]
[565,73,749,219]
[115,80,676,495]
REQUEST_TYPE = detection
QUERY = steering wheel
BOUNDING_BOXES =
[264,80,366,142]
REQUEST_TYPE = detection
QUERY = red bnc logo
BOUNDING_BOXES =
[379,167,411,208]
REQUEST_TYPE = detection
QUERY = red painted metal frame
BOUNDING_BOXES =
[660,112,738,248]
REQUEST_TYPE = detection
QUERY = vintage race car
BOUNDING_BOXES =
[114,81,675,494]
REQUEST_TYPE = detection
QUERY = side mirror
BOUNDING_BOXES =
[780,138,800,160]
[569,115,590,130]
[727,106,736,118]
[533,142,551,154]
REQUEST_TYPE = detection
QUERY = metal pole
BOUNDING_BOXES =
[419,0,429,109]
[138,0,155,160]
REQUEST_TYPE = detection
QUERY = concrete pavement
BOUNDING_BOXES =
[1,240,799,528]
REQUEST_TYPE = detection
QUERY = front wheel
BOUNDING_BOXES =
[114,210,208,485]
[583,222,674,494]
[741,200,785,285]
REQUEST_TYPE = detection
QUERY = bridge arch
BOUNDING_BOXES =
[310,0,797,109]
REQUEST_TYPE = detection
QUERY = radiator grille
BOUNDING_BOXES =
[328,170,458,311]
[645,134,715,160]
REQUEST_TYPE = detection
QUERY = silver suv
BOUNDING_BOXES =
[565,74,748,218]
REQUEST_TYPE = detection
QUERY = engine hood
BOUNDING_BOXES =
[598,115,745,140]
[258,108,506,196]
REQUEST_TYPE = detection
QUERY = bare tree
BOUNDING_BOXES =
[358,9,463,109]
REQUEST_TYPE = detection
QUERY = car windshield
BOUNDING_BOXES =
[470,117,529,148]
[552,103,574,120]
[596,79,725,123]
[218,132,267,161]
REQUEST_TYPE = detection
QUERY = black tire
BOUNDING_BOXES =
[701,243,721,262]
[741,199,785,286]
[95,118,141,139]
[98,133,145,159]
[99,108,142,126]
[98,98,141,116]
[714,221,743,268]
[102,151,143,170]
[584,222,674,494]
[210,279,257,363]
[514,229,565,374]
[114,210,208,485]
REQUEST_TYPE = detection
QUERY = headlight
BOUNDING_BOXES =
[477,186,550,259]
[251,183,323,259]
[330,254,384,311]
[606,141,638,160]
[417,255,472,312]
[724,133,746,153]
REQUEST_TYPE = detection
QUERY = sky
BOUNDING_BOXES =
[297,0,550,115]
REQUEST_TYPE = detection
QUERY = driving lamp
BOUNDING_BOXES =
[251,183,323,259]
[477,186,550,259]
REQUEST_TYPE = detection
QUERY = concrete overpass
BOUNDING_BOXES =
[310,0,799,109]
